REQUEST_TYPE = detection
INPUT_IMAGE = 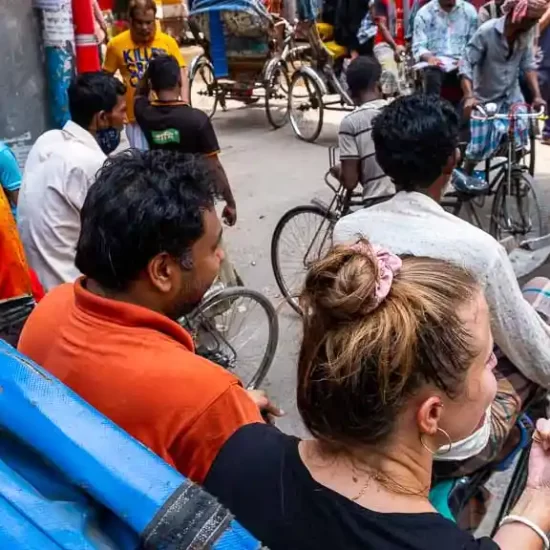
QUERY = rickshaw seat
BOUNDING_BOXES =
[324,40,348,58]
[0,341,260,549]
[316,22,334,40]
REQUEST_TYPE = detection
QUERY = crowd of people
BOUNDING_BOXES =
[3,0,550,548]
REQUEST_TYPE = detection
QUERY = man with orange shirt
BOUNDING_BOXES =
[103,0,189,150]
[18,150,278,484]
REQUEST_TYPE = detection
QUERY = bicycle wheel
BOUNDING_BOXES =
[265,60,290,129]
[489,171,546,241]
[189,57,218,119]
[191,287,279,390]
[289,69,324,142]
[271,204,336,315]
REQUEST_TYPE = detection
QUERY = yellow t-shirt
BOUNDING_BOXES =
[103,30,186,123]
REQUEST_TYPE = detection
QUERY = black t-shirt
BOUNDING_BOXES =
[134,96,220,154]
[204,424,501,550]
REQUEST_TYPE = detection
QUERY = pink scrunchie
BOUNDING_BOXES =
[351,242,402,313]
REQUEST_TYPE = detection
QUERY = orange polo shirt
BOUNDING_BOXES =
[18,279,263,484]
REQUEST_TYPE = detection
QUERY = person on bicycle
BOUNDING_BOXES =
[18,150,281,486]
[338,56,394,198]
[333,94,550,477]
[460,0,547,166]
[412,0,478,97]
[135,54,241,287]
[205,240,550,550]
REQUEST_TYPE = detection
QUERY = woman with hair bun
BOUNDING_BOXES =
[204,240,550,550]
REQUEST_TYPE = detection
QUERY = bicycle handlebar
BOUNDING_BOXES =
[471,104,546,121]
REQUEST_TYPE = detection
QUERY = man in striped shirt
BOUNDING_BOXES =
[338,56,395,199]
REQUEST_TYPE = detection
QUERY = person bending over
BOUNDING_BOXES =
[205,241,550,550]
[18,150,280,485]
[339,56,394,199]
[333,94,550,477]
[460,0,547,167]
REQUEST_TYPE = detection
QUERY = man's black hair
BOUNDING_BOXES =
[68,72,126,129]
[372,94,459,191]
[346,56,382,98]
[129,0,157,19]
[148,54,181,93]
[75,150,217,291]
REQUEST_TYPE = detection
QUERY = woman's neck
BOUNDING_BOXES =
[299,439,435,513]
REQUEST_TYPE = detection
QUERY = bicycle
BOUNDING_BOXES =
[271,147,393,314]
[179,282,279,390]
[443,103,548,242]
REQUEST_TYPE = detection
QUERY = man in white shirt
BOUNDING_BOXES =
[18,73,126,291]
[333,94,550,475]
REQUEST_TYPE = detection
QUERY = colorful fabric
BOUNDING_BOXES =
[412,0,478,61]
[466,103,529,161]
[0,188,32,302]
[502,0,549,22]
[357,11,378,45]
[103,30,186,123]
[0,142,22,218]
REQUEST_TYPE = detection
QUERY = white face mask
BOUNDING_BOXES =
[433,407,492,462]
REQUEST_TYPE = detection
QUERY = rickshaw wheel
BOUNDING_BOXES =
[289,69,324,142]
[189,56,219,119]
[265,60,290,129]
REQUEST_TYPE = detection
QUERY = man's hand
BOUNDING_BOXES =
[247,389,284,424]
[532,96,547,113]
[463,96,480,119]
[222,204,237,226]
[394,44,406,63]
[427,56,443,67]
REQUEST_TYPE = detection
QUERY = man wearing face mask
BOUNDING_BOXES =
[17,72,127,292]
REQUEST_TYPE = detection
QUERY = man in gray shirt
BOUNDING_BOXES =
[460,0,546,163]
[338,56,394,199]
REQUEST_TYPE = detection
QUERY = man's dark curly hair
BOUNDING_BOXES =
[372,94,459,191]
[76,149,216,291]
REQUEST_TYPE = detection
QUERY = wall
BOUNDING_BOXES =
[0,0,49,168]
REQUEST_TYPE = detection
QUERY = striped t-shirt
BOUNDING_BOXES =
[338,99,395,198]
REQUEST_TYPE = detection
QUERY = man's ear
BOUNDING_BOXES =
[443,147,460,175]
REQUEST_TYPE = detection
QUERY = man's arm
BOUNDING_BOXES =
[338,117,361,192]
[540,3,550,32]
[460,28,486,115]
[0,147,22,209]
[412,10,433,61]
[102,39,118,73]
[485,247,550,388]
[197,117,237,225]
[171,382,264,484]
[374,0,399,52]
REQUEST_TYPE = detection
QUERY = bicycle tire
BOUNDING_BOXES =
[195,287,279,390]
[289,70,324,143]
[271,204,336,315]
[189,57,218,119]
[265,60,290,129]
[489,171,545,241]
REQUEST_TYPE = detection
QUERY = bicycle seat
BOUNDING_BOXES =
[450,169,489,196]
[316,22,334,41]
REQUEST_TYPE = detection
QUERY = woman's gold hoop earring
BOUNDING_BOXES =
[420,428,453,455]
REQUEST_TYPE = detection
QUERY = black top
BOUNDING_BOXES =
[134,96,220,154]
[204,424,501,550]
